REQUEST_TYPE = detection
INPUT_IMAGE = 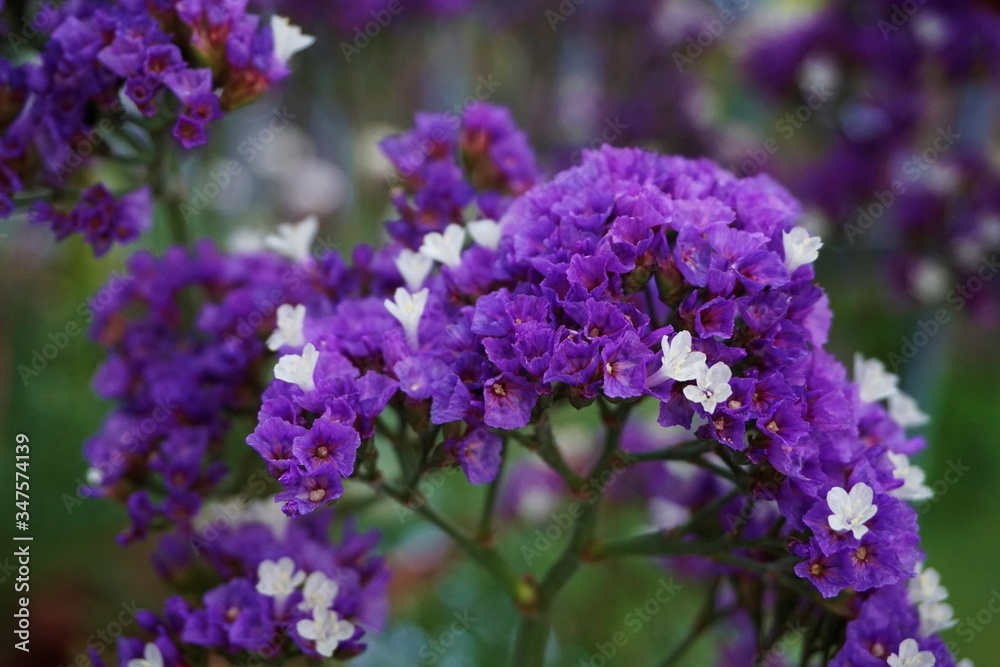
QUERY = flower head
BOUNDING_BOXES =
[650,330,707,385]
[256,557,305,602]
[385,288,429,348]
[826,483,878,540]
[782,226,822,272]
[265,216,319,263]
[888,453,933,502]
[468,219,502,250]
[296,608,355,658]
[267,304,307,351]
[887,638,936,667]
[270,16,316,64]
[274,343,320,392]
[889,392,930,428]
[854,353,899,403]
[682,362,733,414]
[299,571,339,613]
[395,249,434,291]
[419,223,466,268]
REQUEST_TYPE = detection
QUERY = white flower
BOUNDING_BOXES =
[265,215,318,263]
[256,557,306,604]
[853,353,900,403]
[782,226,823,272]
[395,248,434,291]
[649,330,708,386]
[299,571,339,612]
[467,219,502,250]
[908,563,949,605]
[957,659,974,667]
[826,483,878,540]
[419,223,466,268]
[299,570,340,611]
[682,361,733,415]
[267,304,307,351]
[274,343,319,391]
[888,453,933,501]
[127,643,163,667]
[889,392,930,428]
[296,608,356,658]
[887,638,936,667]
[385,287,429,348]
[270,15,316,64]
[918,600,957,636]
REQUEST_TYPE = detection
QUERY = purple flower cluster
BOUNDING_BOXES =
[380,101,538,246]
[1,0,311,251]
[105,505,388,666]
[248,135,961,662]
[84,240,322,542]
[29,184,152,257]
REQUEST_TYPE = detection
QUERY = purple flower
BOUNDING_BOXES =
[484,373,538,430]
[292,419,360,477]
[448,425,503,484]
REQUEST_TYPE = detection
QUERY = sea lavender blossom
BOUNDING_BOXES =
[112,503,388,665]
[83,239,323,542]
[379,102,539,247]
[245,134,963,663]
[0,1,313,253]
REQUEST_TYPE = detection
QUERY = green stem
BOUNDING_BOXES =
[511,613,551,667]
[528,416,586,490]
[477,438,507,543]
[511,404,632,667]
[375,480,522,599]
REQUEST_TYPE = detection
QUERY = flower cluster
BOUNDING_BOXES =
[83,239,323,542]
[104,503,388,666]
[247,136,963,663]
[1,0,313,252]
[380,101,538,247]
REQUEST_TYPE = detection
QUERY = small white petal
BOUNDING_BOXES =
[918,600,956,636]
[682,361,732,414]
[826,482,877,540]
[299,571,340,612]
[297,608,355,658]
[419,224,466,268]
[395,248,434,291]
[274,343,319,391]
[887,638,936,667]
[908,563,949,605]
[649,331,708,386]
[267,304,307,351]
[270,15,316,64]
[853,353,900,403]
[889,392,930,429]
[127,643,164,667]
[468,219,502,250]
[385,287,429,348]
[265,215,318,264]
[888,453,933,502]
[782,226,823,272]
[256,557,306,599]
